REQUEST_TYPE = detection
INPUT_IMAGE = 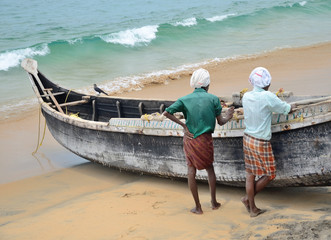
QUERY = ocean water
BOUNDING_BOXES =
[0,0,330,118]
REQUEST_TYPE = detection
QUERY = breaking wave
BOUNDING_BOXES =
[100,25,159,47]
[0,44,49,71]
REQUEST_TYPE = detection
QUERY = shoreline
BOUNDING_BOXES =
[0,107,87,184]
[112,41,331,100]
[1,41,331,123]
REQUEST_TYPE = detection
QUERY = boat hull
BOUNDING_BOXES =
[43,106,331,187]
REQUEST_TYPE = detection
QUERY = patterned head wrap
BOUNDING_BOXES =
[249,67,272,88]
[190,68,210,88]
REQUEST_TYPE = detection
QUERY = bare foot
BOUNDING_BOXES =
[241,197,250,213]
[211,201,221,210]
[250,208,266,218]
[190,206,203,214]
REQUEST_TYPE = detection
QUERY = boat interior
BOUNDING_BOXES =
[30,71,176,122]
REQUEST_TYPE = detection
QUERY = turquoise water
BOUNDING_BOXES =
[0,0,330,116]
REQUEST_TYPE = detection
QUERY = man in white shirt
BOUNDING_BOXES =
[241,67,296,217]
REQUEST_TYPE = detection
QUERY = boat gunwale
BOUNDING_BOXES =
[26,70,331,138]
[40,98,331,138]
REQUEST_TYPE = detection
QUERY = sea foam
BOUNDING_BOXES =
[173,18,197,27]
[206,14,236,22]
[67,38,83,45]
[78,57,224,96]
[288,1,307,7]
[101,25,159,47]
[0,44,50,71]
[299,1,307,7]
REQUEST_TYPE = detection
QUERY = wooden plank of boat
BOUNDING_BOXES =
[44,88,65,114]
[40,91,65,97]
[58,96,90,107]
[292,96,331,106]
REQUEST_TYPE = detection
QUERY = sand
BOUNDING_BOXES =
[0,42,330,240]
[113,42,331,100]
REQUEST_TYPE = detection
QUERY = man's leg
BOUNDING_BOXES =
[246,173,259,215]
[245,173,266,217]
[188,165,203,214]
[206,165,221,209]
[242,175,273,208]
[254,175,272,195]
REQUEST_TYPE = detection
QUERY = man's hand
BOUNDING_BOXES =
[226,106,235,120]
[217,106,235,126]
[289,103,297,113]
[183,125,194,139]
[163,111,194,139]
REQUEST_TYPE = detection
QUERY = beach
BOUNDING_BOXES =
[114,42,331,100]
[0,43,331,239]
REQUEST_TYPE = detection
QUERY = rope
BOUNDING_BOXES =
[64,89,79,117]
[32,88,74,155]
[240,88,248,99]
[233,112,239,121]
[141,112,165,122]
[142,114,150,122]
[287,114,304,123]
[276,88,285,101]
[64,89,72,114]
[69,112,80,118]
[32,104,47,155]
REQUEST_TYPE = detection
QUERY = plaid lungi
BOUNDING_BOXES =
[243,133,276,179]
[183,133,214,170]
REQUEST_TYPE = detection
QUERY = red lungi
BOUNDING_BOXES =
[183,133,214,170]
[243,133,276,179]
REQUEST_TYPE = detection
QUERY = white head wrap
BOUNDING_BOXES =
[248,67,272,88]
[190,68,210,88]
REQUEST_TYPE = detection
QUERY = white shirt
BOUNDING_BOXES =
[243,87,291,140]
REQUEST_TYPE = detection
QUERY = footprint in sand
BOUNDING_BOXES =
[121,191,154,198]
[152,201,166,209]
[128,225,139,232]
[124,210,137,215]
[121,193,134,198]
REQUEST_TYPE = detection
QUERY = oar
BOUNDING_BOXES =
[290,96,331,106]
[21,58,49,100]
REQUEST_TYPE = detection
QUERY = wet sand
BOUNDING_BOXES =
[0,42,330,239]
[1,167,330,240]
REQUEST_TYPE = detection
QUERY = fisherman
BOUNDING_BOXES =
[163,68,234,214]
[241,67,296,217]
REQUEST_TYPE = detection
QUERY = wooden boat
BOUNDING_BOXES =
[21,58,331,187]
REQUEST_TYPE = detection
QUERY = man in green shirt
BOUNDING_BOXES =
[163,68,234,214]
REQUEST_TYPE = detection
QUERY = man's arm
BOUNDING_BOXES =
[268,92,296,115]
[163,111,194,139]
[216,107,234,126]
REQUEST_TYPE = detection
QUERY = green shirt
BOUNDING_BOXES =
[165,88,222,138]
